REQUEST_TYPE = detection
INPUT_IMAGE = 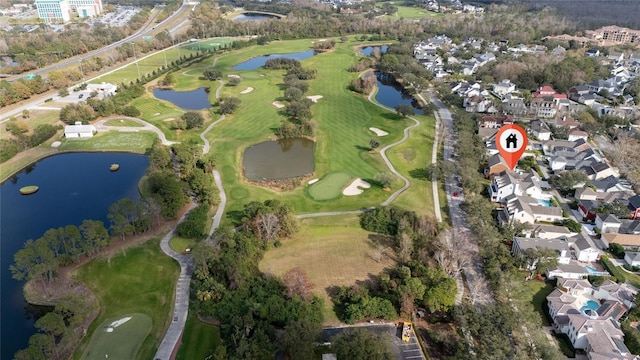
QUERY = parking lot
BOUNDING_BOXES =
[322,323,426,360]
[86,6,141,28]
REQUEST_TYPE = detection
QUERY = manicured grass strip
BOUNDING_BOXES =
[104,119,144,127]
[80,313,152,360]
[259,215,396,325]
[308,172,352,200]
[168,236,197,253]
[601,255,640,288]
[175,313,221,360]
[73,240,180,360]
[59,132,156,152]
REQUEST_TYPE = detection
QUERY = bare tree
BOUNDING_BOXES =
[256,213,280,242]
[282,267,314,301]
[398,232,412,263]
[373,246,385,263]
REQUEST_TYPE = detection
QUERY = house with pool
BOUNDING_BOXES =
[547,278,639,359]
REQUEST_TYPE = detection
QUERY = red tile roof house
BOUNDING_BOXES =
[629,195,640,220]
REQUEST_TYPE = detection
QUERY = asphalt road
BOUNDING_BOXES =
[425,91,494,306]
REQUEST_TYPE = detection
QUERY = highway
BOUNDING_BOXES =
[3,2,194,82]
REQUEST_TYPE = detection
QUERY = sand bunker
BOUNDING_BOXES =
[240,87,254,94]
[154,113,160,116]
[272,101,285,108]
[369,127,389,136]
[308,178,319,185]
[105,316,132,332]
[306,95,323,103]
[163,117,175,122]
[51,141,61,148]
[343,178,371,196]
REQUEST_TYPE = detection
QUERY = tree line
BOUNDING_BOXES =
[191,199,324,359]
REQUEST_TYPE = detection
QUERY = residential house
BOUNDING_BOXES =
[568,128,589,142]
[601,233,640,251]
[608,51,625,63]
[625,252,640,267]
[478,114,513,129]
[529,119,552,141]
[498,194,564,226]
[533,85,559,98]
[511,237,572,265]
[493,79,516,97]
[575,187,598,201]
[629,195,640,220]
[555,115,581,129]
[568,85,591,102]
[591,176,633,193]
[529,97,557,118]
[526,224,573,239]
[64,121,96,138]
[489,169,545,202]
[485,153,510,179]
[596,213,622,234]
[620,220,640,235]
[547,279,637,359]
[585,49,601,57]
[502,98,527,116]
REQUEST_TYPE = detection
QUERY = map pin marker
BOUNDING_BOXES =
[495,124,528,171]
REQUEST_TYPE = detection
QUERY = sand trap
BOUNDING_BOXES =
[51,141,61,148]
[272,101,285,108]
[163,117,175,122]
[240,87,254,94]
[110,316,132,328]
[306,95,323,103]
[228,74,241,79]
[369,127,388,136]
[154,113,160,116]
[343,178,371,196]
[308,178,319,185]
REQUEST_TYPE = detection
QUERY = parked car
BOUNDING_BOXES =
[78,94,84,99]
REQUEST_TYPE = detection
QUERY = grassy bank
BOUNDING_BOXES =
[73,239,180,360]
[175,313,221,360]
[259,215,396,324]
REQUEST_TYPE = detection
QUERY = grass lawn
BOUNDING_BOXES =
[202,38,421,219]
[0,109,62,139]
[73,239,180,360]
[601,255,640,288]
[175,313,221,360]
[104,119,144,127]
[308,172,352,200]
[259,215,396,324]
[380,4,444,19]
[169,236,197,253]
[386,113,436,218]
[523,280,554,326]
[80,313,152,360]
[58,132,156,152]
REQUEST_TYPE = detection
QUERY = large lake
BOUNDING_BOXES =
[153,87,211,110]
[232,50,317,71]
[0,152,149,359]
[232,13,278,22]
[243,138,315,180]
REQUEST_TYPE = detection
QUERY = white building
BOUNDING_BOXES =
[87,82,117,97]
[35,0,101,23]
[64,121,96,138]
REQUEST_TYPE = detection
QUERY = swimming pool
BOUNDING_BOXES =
[580,299,599,314]
[584,265,600,274]
[537,199,552,207]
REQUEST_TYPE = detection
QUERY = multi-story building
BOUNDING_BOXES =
[35,0,101,23]
[35,0,71,23]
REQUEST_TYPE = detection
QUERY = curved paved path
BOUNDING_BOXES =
[154,81,228,360]
[94,116,178,146]
[366,87,421,206]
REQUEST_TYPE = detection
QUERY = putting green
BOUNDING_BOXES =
[308,172,352,200]
[81,313,152,360]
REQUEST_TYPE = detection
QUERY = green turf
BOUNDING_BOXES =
[58,132,156,152]
[175,313,221,360]
[169,236,197,253]
[308,172,352,200]
[202,38,417,219]
[104,119,144,127]
[380,4,444,19]
[73,240,180,360]
[80,313,152,360]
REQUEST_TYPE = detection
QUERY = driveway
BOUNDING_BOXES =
[93,116,178,146]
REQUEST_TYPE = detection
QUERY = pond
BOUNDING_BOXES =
[232,13,279,22]
[0,153,149,359]
[243,138,315,180]
[153,87,211,110]
[360,45,389,56]
[232,50,318,71]
[375,72,424,115]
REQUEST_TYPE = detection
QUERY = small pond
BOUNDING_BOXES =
[232,50,317,71]
[360,45,389,56]
[243,138,315,180]
[232,13,279,22]
[375,72,424,115]
[153,87,211,110]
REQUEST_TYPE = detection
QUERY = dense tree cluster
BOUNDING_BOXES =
[0,76,50,107]
[274,64,317,139]
[59,83,145,124]
[0,122,58,162]
[191,200,322,359]
[218,96,241,115]
[170,142,218,206]
[176,204,209,239]
[331,327,394,360]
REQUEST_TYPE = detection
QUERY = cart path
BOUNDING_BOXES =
[94,116,178,146]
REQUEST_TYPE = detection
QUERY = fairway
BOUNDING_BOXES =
[81,313,151,360]
[259,215,396,323]
[308,172,352,200]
